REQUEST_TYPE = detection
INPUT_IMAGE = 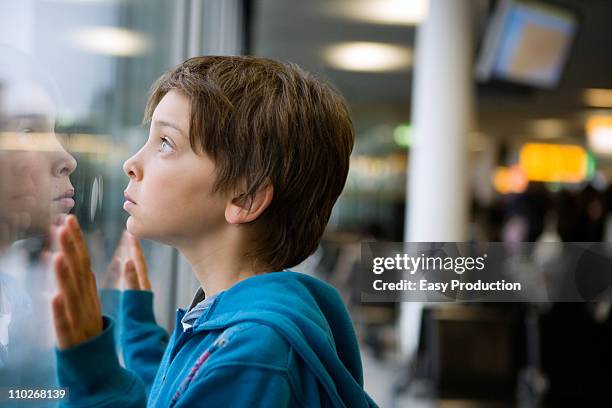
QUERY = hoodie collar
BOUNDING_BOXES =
[181,288,224,332]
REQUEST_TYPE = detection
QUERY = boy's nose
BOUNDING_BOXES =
[44,133,77,177]
[123,154,142,181]
[54,150,77,177]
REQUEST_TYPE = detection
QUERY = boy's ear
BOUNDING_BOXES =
[225,184,274,225]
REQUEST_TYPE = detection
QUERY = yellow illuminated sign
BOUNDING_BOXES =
[519,143,587,183]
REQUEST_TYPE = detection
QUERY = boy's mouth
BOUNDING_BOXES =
[53,189,75,210]
[123,191,137,212]
[124,191,137,204]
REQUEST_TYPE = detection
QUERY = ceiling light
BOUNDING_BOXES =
[586,115,612,156]
[324,42,412,72]
[328,0,429,25]
[529,119,566,139]
[584,88,612,108]
[70,27,151,57]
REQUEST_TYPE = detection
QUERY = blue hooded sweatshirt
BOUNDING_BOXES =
[55,271,379,407]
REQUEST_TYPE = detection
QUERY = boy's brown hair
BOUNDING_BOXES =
[144,56,354,271]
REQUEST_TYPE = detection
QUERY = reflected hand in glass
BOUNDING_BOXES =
[101,231,129,290]
[122,231,152,291]
[101,230,151,291]
[51,219,151,349]
[51,215,102,350]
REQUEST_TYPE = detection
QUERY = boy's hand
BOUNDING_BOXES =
[123,232,152,291]
[101,231,129,289]
[51,215,103,350]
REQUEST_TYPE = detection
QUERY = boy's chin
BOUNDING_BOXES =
[126,217,147,238]
[126,217,171,245]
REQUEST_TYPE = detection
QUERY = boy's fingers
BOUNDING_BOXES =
[128,233,151,290]
[102,258,122,289]
[136,265,152,291]
[67,215,92,271]
[60,222,95,295]
[53,253,81,321]
[104,231,130,288]
[124,260,140,290]
[139,275,152,291]
[59,227,83,288]
[54,213,67,226]
[117,231,129,259]
[128,233,146,267]
[50,216,104,350]
[86,270,101,304]
[53,253,76,297]
[52,295,74,350]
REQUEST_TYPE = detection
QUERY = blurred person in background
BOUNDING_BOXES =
[528,183,612,405]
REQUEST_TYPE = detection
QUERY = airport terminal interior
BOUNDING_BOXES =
[3,0,612,406]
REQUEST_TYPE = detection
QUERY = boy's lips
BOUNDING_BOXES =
[124,191,137,204]
[124,191,137,211]
[53,189,75,210]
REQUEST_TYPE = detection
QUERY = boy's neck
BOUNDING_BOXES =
[175,227,262,298]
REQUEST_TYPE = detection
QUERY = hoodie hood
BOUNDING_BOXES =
[190,270,377,408]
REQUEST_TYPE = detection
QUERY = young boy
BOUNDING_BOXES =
[51,56,378,407]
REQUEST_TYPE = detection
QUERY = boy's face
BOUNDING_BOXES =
[123,90,229,245]
[0,81,77,239]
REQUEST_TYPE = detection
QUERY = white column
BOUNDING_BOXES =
[400,0,476,357]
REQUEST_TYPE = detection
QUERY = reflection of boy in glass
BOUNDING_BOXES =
[0,46,76,395]
[0,77,77,244]
[0,128,36,366]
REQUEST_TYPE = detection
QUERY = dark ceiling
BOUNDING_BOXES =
[252,0,612,141]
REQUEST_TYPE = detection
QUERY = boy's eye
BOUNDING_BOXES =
[159,137,174,153]
[17,128,34,144]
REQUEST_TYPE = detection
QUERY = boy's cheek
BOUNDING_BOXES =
[125,200,188,237]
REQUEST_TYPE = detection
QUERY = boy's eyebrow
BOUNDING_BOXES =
[153,120,186,137]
